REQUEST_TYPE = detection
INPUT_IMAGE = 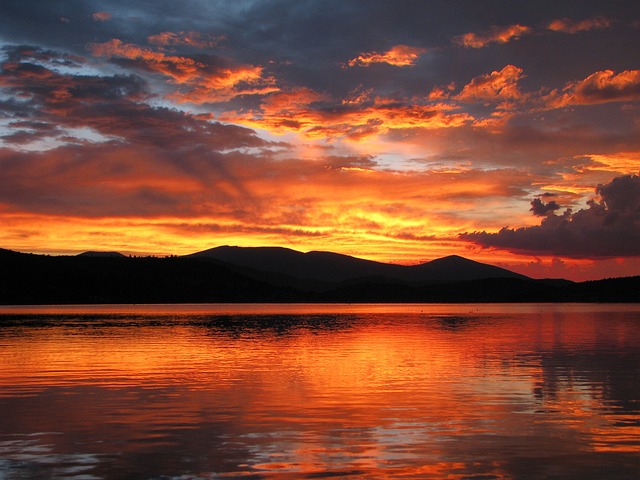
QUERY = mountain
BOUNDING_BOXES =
[0,249,300,304]
[187,246,527,285]
[78,251,126,258]
[187,246,402,283]
[400,254,529,283]
[1,246,639,304]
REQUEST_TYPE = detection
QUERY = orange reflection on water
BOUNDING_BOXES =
[0,306,639,478]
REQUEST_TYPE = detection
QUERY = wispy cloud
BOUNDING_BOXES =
[455,24,532,48]
[346,45,426,67]
[547,16,612,34]
[89,39,277,103]
[148,31,223,49]
[92,12,112,22]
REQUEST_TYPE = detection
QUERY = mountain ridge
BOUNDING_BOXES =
[2,245,639,304]
[187,245,528,285]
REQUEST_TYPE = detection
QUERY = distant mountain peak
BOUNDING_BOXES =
[430,254,472,263]
[77,251,125,258]
[425,255,489,268]
[412,253,528,282]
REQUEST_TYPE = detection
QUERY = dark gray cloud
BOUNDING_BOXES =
[0,44,285,217]
[385,117,640,172]
[0,45,269,149]
[1,45,148,110]
[2,0,637,102]
[461,174,640,258]
[530,197,560,216]
[0,121,63,145]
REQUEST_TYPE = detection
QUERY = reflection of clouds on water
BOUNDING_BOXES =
[0,433,102,479]
[525,313,640,416]
[1,310,639,479]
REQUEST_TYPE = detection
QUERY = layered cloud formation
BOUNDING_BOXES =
[89,39,277,103]
[0,0,639,280]
[462,175,640,257]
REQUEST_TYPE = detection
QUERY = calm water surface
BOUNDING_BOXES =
[0,303,639,479]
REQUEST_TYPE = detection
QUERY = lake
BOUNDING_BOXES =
[1,303,639,479]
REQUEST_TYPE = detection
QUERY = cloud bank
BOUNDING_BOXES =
[461,175,640,258]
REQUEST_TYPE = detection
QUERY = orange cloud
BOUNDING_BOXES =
[455,24,532,48]
[583,152,640,174]
[222,91,472,140]
[255,88,328,130]
[545,69,640,108]
[547,16,612,33]
[457,65,525,103]
[1,115,534,262]
[347,45,426,67]
[90,39,275,102]
[428,83,456,101]
[148,31,223,49]
[90,39,202,82]
[92,12,112,22]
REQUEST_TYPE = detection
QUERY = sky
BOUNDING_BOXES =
[1,0,640,281]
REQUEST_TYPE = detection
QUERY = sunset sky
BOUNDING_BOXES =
[1,0,640,280]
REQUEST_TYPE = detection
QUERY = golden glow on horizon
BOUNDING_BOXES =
[3,210,635,281]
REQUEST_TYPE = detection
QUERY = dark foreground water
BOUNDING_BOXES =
[0,303,639,479]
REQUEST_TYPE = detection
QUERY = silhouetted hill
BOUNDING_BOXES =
[187,246,403,283]
[0,249,300,304]
[1,247,638,304]
[187,246,527,285]
[563,276,640,303]
[403,254,529,283]
[78,251,126,258]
